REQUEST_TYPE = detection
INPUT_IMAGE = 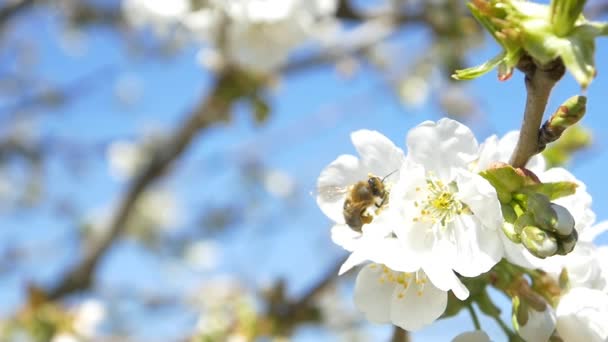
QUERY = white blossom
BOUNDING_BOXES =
[316,129,410,273]
[556,287,608,342]
[385,119,504,300]
[122,0,191,35]
[353,264,447,331]
[72,299,107,339]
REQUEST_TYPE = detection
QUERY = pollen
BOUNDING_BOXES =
[376,266,428,299]
[411,175,470,227]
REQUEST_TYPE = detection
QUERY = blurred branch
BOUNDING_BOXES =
[391,327,410,342]
[0,65,117,122]
[47,69,244,299]
[0,0,36,29]
[284,19,400,74]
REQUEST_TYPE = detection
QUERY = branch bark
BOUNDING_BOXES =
[509,55,565,168]
[47,70,241,299]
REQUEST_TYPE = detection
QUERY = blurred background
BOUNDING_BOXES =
[0,0,606,341]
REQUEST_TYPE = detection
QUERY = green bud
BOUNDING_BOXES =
[556,229,578,255]
[512,295,529,330]
[526,193,559,232]
[521,226,558,258]
[515,212,536,234]
[503,222,522,243]
[551,203,575,236]
[539,96,587,152]
[502,203,518,223]
[550,0,587,36]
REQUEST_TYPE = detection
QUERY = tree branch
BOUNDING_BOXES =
[509,55,565,168]
[0,0,37,28]
[47,70,241,299]
[390,326,410,342]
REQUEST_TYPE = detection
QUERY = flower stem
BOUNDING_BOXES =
[509,56,565,168]
[490,312,520,341]
[467,304,482,330]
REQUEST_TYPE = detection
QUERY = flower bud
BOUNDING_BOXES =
[521,226,558,258]
[556,229,578,256]
[503,222,522,243]
[516,301,557,342]
[538,96,587,152]
[551,203,575,236]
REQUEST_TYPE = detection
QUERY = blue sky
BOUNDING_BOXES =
[1,2,607,341]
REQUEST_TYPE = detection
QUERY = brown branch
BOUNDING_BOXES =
[47,70,242,299]
[390,326,411,342]
[509,55,565,168]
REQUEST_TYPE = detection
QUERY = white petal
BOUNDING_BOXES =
[451,216,503,277]
[475,134,501,172]
[455,169,503,231]
[351,129,405,180]
[316,154,366,223]
[389,277,447,331]
[339,250,367,275]
[423,261,469,300]
[406,118,478,178]
[353,264,394,324]
[556,288,608,342]
[331,224,360,252]
[580,220,608,243]
[452,331,491,342]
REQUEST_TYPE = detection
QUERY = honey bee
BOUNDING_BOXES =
[342,172,395,232]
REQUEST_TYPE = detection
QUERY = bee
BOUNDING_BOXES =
[342,172,395,232]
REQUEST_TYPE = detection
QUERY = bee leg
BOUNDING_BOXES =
[361,211,373,225]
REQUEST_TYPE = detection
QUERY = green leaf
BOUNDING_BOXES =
[559,25,597,88]
[479,165,526,203]
[453,51,507,80]
[522,181,578,200]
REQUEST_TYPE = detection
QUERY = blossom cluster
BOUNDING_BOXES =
[122,0,338,74]
[316,118,608,340]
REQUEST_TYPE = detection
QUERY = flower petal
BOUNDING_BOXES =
[455,169,503,231]
[316,154,366,223]
[353,264,394,324]
[406,118,478,178]
[556,288,608,342]
[423,261,469,300]
[331,224,360,252]
[450,216,503,277]
[351,129,405,179]
[389,276,447,331]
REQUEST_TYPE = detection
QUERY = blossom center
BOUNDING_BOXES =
[414,176,469,227]
[375,264,427,297]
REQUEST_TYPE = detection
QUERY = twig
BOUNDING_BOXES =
[390,326,410,342]
[509,55,565,168]
[47,70,240,299]
[466,304,481,330]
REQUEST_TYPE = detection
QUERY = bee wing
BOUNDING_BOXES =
[315,185,349,202]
